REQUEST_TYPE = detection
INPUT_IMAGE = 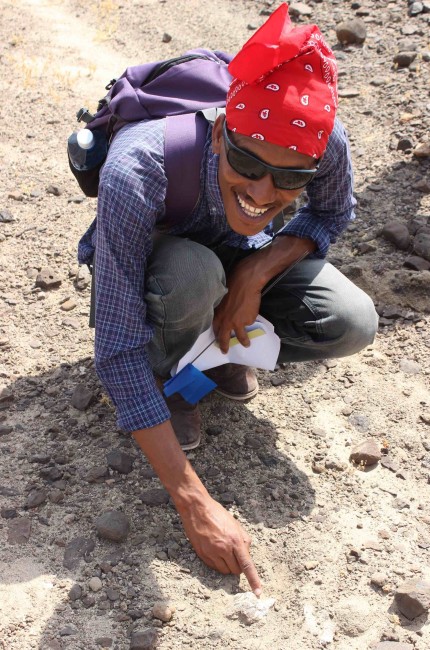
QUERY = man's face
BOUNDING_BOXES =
[212,116,317,237]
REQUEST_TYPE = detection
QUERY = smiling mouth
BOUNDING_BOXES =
[235,193,271,219]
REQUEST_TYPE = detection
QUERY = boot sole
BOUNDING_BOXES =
[213,385,259,401]
[180,434,201,451]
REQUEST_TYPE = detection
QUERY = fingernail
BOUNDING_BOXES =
[254,588,262,598]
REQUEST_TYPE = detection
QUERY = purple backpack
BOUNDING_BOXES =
[68,49,232,220]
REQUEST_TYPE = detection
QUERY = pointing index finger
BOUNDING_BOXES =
[234,547,262,597]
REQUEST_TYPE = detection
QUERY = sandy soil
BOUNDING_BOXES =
[0,1,429,649]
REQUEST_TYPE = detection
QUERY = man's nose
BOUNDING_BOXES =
[245,173,277,206]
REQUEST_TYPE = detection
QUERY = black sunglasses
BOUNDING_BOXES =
[222,120,319,191]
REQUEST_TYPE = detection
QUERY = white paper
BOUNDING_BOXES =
[173,315,280,375]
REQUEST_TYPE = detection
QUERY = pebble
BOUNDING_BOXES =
[394,579,430,619]
[96,638,113,648]
[336,19,367,44]
[335,595,374,636]
[162,33,172,43]
[0,209,15,222]
[399,358,421,374]
[349,413,370,432]
[371,572,389,588]
[71,384,94,410]
[63,537,95,570]
[95,510,130,542]
[7,518,32,544]
[404,256,430,271]
[139,488,170,506]
[349,439,382,466]
[338,87,360,98]
[129,628,159,649]
[413,229,430,261]
[381,221,410,250]
[397,137,414,152]
[89,577,103,592]
[393,51,417,67]
[60,298,77,311]
[46,185,62,196]
[68,584,82,601]
[25,489,47,508]
[106,448,134,474]
[206,424,222,435]
[74,265,91,290]
[152,602,174,622]
[289,2,313,17]
[85,465,108,482]
[35,267,62,290]
[270,375,285,386]
[0,386,14,405]
[413,142,430,159]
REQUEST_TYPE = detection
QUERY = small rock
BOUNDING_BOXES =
[0,386,14,404]
[49,489,64,504]
[409,1,424,14]
[106,587,120,601]
[289,2,313,17]
[35,267,62,290]
[247,23,258,30]
[96,638,113,648]
[85,465,108,482]
[413,179,430,193]
[162,33,172,43]
[371,572,389,588]
[399,358,421,375]
[338,87,360,98]
[61,298,77,311]
[270,375,285,387]
[393,51,417,67]
[89,577,103,592]
[68,584,83,601]
[413,142,430,159]
[59,624,78,636]
[152,602,174,622]
[71,384,94,410]
[404,256,430,271]
[380,455,400,473]
[139,488,170,506]
[397,137,414,152]
[394,579,430,619]
[0,210,15,222]
[336,19,367,45]
[381,221,410,250]
[413,229,430,261]
[335,595,374,636]
[348,413,370,432]
[63,537,95,569]
[0,425,13,436]
[304,560,319,570]
[74,265,91,290]
[349,439,381,466]
[46,185,62,196]
[7,518,32,544]
[25,489,47,508]
[95,510,130,542]
[1,508,17,519]
[130,628,159,650]
[106,449,134,474]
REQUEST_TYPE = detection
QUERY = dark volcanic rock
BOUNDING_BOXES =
[393,51,417,67]
[7,518,32,544]
[381,222,410,250]
[25,489,47,508]
[349,439,382,466]
[95,510,130,542]
[130,628,159,650]
[139,488,170,506]
[106,448,134,474]
[71,384,94,411]
[413,228,430,262]
[63,536,96,569]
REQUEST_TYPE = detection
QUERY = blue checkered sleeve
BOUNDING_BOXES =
[94,121,171,431]
[279,118,356,257]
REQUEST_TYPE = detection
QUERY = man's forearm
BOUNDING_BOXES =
[250,234,316,289]
[132,420,209,512]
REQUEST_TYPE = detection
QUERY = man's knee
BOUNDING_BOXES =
[329,287,378,356]
[146,236,227,325]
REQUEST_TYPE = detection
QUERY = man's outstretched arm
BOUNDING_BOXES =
[132,421,262,595]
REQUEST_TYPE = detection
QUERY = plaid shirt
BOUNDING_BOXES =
[78,117,356,432]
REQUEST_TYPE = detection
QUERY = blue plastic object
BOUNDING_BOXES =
[163,364,217,405]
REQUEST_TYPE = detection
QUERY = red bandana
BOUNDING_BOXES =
[226,3,338,158]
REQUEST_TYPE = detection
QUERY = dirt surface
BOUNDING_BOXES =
[1,1,430,649]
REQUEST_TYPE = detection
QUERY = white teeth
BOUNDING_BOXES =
[236,194,269,218]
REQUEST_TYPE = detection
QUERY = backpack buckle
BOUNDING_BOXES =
[105,78,117,90]
[76,107,95,124]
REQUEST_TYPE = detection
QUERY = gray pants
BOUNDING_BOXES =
[143,234,378,377]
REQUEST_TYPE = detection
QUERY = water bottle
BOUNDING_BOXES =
[67,128,108,172]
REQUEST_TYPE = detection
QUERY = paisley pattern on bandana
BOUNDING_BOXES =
[225,3,338,158]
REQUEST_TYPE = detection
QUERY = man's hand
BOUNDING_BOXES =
[177,494,262,595]
[133,420,262,595]
[213,256,263,353]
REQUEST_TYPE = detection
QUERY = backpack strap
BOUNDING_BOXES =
[164,108,225,223]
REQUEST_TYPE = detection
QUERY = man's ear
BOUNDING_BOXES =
[211,114,225,155]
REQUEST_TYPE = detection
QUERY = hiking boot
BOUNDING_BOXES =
[164,391,202,451]
[205,364,259,401]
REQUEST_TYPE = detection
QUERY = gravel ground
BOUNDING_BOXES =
[0,1,429,649]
